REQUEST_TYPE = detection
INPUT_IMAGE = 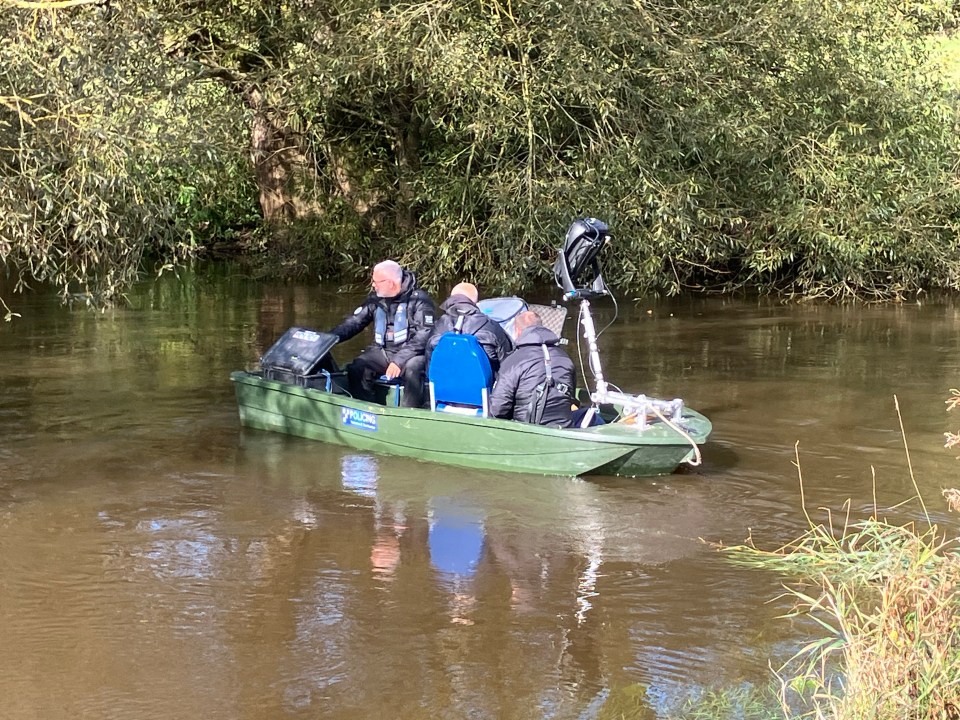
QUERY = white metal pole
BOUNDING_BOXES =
[578,300,607,395]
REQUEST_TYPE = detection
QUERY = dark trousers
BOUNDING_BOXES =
[347,346,426,408]
[571,406,606,428]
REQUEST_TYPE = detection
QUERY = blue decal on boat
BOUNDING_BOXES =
[341,407,378,432]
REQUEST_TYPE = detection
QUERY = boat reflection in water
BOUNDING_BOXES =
[339,454,379,499]
[340,453,412,581]
[428,496,486,625]
[237,432,723,717]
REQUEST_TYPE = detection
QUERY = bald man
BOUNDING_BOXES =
[425,282,513,373]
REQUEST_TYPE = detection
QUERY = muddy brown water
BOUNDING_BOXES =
[1,266,958,720]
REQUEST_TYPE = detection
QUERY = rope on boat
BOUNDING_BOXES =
[648,404,703,467]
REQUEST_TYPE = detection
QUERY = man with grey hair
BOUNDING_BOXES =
[330,260,436,407]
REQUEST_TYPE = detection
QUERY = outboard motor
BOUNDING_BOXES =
[553,217,690,431]
[553,217,611,298]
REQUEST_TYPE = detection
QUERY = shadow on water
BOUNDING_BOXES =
[1,265,959,719]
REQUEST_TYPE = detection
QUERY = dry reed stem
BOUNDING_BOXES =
[766,522,960,720]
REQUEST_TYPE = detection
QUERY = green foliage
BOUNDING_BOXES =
[0,4,258,301]
[671,685,783,720]
[4,0,960,300]
[226,0,960,298]
[254,202,368,280]
[727,508,960,719]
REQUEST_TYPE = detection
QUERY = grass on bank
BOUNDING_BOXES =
[720,397,960,720]
[667,392,960,720]
[725,495,960,720]
[663,494,960,720]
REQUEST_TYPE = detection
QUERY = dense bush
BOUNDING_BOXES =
[0,3,257,301]
[3,0,960,300]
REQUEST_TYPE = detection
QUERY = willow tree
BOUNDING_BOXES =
[157,0,960,297]
[0,0,256,302]
[3,0,960,300]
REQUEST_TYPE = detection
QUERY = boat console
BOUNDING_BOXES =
[259,327,344,390]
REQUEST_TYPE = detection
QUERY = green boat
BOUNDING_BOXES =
[231,218,712,477]
[231,369,711,477]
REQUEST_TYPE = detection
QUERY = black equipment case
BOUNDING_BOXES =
[260,327,343,389]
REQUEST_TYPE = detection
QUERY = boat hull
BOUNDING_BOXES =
[230,371,711,477]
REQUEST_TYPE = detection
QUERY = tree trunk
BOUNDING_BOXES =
[392,91,422,236]
[246,88,315,223]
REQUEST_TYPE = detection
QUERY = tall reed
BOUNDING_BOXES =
[725,436,960,719]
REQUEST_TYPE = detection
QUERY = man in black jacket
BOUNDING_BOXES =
[426,282,513,373]
[330,260,436,407]
[489,310,576,427]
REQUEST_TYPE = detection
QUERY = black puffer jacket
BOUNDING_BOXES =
[330,270,436,368]
[426,294,513,372]
[489,324,576,427]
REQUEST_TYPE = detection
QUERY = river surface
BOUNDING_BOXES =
[1,265,959,720]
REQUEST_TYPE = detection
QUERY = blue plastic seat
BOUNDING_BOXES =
[428,333,494,417]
